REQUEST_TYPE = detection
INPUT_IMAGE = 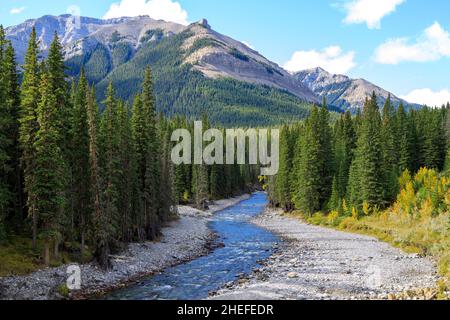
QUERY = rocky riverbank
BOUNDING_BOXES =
[0,195,250,300]
[212,208,440,300]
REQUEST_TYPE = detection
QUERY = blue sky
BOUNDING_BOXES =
[1,0,450,106]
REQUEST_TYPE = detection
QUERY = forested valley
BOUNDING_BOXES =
[0,27,258,273]
[1,23,449,292]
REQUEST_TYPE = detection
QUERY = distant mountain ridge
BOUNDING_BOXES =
[5,15,317,102]
[294,67,420,112]
[5,15,322,126]
[5,14,184,62]
[5,14,420,124]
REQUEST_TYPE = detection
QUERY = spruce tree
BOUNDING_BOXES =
[0,25,11,237]
[330,117,348,208]
[131,94,146,239]
[445,107,450,172]
[172,117,188,203]
[192,116,210,209]
[132,67,161,240]
[292,107,322,215]
[19,27,40,249]
[396,103,412,173]
[317,100,334,206]
[347,92,385,211]
[159,121,175,221]
[34,71,65,265]
[117,101,135,241]
[70,69,91,256]
[275,125,294,211]
[381,95,399,202]
[422,109,446,170]
[99,82,120,246]
[3,41,22,228]
[87,86,110,269]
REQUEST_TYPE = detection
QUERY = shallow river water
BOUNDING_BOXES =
[105,192,279,300]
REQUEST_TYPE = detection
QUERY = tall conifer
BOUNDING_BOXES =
[19,27,40,248]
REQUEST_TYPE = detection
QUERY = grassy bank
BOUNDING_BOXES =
[0,236,92,277]
[0,236,44,277]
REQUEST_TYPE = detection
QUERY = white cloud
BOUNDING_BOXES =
[374,22,450,64]
[10,7,26,14]
[401,88,450,107]
[342,0,405,29]
[103,0,189,25]
[283,46,356,74]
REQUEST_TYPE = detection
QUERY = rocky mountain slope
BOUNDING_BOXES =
[183,20,317,102]
[5,14,184,63]
[5,15,316,104]
[294,67,419,112]
[5,14,420,123]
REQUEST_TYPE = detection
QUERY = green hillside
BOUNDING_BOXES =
[66,29,319,127]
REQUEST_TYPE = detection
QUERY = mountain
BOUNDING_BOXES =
[5,15,319,126]
[294,67,420,112]
[5,14,185,64]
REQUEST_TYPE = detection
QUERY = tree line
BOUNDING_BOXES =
[0,27,256,269]
[269,93,449,217]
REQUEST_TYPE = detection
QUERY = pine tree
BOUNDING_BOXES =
[445,107,450,172]
[192,116,210,209]
[133,67,161,240]
[317,100,334,206]
[47,32,70,159]
[0,25,11,237]
[34,71,65,265]
[275,125,294,211]
[347,92,385,211]
[116,101,135,242]
[330,118,347,208]
[328,176,341,213]
[159,121,175,221]
[421,109,446,170]
[19,27,40,249]
[172,117,189,203]
[3,41,22,228]
[292,107,322,215]
[192,164,209,209]
[130,94,146,239]
[396,103,412,173]
[97,82,121,268]
[381,95,399,202]
[70,69,91,256]
[45,33,70,258]
[209,164,220,200]
[87,86,110,269]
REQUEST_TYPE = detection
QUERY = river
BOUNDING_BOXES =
[105,192,279,300]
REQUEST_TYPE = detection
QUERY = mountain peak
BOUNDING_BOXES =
[293,67,418,112]
[312,66,327,74]
[196,18,211,29]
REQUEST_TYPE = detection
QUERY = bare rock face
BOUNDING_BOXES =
[198,19,211,29]
[182,22,318,103]
[6,15,186,63]
[294,67,420,112]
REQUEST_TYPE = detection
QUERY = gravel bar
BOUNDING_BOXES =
[212,208,439,300]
